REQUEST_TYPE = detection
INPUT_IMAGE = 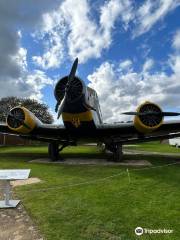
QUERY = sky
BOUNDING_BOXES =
[0,0,180,123]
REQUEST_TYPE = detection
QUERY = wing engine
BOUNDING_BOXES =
[123,101,180,133]
[133,102,163,133]
[6,107,41,134]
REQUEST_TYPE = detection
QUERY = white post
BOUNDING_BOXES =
[4,180,11,205]
[127,168,131,184]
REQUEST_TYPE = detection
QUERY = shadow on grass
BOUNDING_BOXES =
[0,152,108,159]
[0,151,107,162]
[1,145,180,163]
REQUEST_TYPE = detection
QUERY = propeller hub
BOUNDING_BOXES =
[138,103,162,127]
[54,76,84,103]
[7,107,25,129]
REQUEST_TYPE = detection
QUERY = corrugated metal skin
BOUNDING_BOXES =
[0,134,31,145]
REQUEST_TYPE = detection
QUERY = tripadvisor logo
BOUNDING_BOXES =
[135,227,173,236]
[135,227,143,236]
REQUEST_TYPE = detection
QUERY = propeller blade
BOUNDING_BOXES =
[57,93,66,119]
[68,58,78,86]
[162,112,180,116]
[57,58,79,119]
[123,111,180,117]
[123,111,160,116]
[123,112,140,115]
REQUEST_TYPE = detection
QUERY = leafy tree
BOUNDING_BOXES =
[0,97,54,124]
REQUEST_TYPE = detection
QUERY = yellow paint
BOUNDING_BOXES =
[62,111,93,127]
[7,107,37,134]
[71,117,81,128]
[134,101,163,133]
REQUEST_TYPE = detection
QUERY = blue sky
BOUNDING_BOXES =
[0,0,180,122]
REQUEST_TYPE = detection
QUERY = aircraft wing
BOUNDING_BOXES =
[1,120,180,145]
[96,120,180,144]
[0,123,68,143]
[0,123,11,134]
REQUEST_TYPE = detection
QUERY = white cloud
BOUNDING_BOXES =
[119,59,132,71]
[1,0,179,116]
[0,72,53,101]
[88,54,180,123]
[133,0,180,37]
[0,35,53,101]
[32,12,66,69]
[172,29,180,51]
[32,32,64,69]
[64,0,133,63]
[170,55,180,75]
[25,70,53,100]
[142,58,154,72]
[31,0,180,69]
[11,47,27,72]
[32,0,133,68]
[0,1,58,101]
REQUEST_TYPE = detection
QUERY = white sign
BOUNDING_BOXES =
[0,169,30,180]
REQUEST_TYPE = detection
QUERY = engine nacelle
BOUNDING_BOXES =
[6,107,41,134]
[134,102,163,133]
[54,76,85,103]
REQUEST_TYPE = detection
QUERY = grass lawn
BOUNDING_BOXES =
[124,141,180,153]
[0,145,179,240]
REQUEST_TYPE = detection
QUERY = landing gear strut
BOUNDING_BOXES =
[48,142,68,161]
[106,143,123,162]
[113,144,123,162]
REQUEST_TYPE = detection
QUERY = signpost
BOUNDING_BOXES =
[0,169,30,208]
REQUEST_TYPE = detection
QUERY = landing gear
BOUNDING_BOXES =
[113,144,123,162]
[48,142,68,161]
[48,142,59,161]
[105,143,123,162]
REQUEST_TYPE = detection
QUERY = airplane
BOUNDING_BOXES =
[1,57,180,161]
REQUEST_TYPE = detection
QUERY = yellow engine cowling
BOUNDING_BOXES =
[134,102,163,133]
[6,106,41,134]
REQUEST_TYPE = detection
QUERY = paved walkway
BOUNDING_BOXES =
[0,204,43,240]
[30,158,152,166]
[0,182,43,240]
[124,149,180,157]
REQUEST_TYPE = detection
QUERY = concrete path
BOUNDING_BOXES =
[30,158,152,166]
[0,204,43,240]
[0,182,43,240]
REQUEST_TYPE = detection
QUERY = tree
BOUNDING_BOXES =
[0,97,54,124]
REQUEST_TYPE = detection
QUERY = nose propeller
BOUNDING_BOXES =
[57,58,78,119]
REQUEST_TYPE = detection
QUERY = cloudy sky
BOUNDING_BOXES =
[0,0,180,123]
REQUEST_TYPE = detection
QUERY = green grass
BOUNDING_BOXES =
[0,145,105,158]
[125,141,180,153]
[0,145,179,240]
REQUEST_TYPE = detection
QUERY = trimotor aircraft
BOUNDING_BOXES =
[1,58,180,161]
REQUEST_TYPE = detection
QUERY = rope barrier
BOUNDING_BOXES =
[13,161,179,194]
[0,162,178,194]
